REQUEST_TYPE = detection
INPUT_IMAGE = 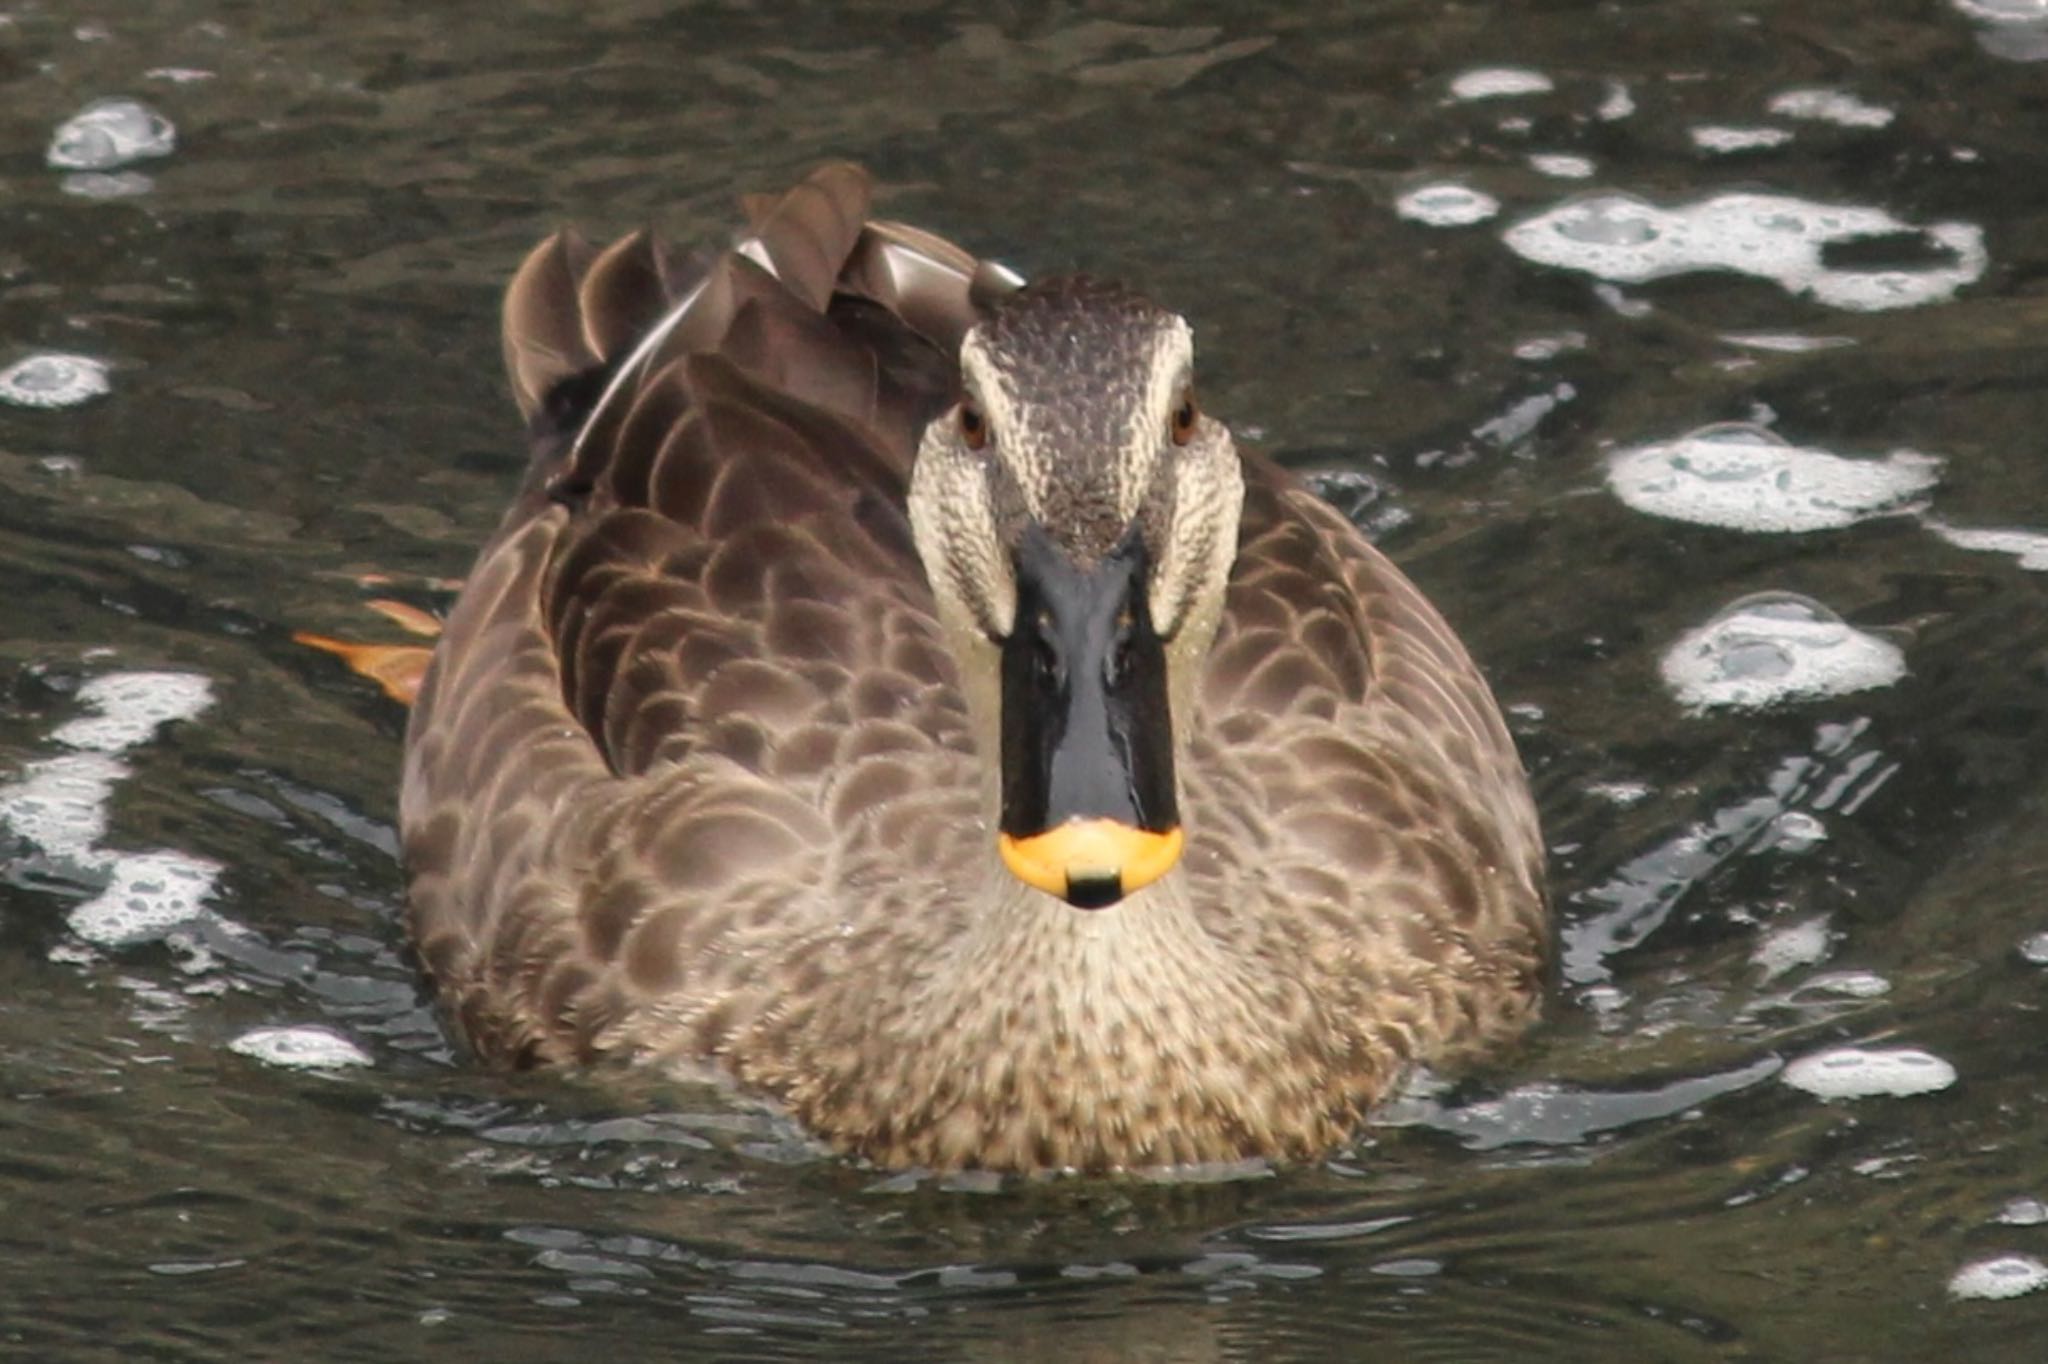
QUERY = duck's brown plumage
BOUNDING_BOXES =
[400,163,1547,1172]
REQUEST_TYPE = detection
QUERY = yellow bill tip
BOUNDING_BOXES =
[998,819,1184,908]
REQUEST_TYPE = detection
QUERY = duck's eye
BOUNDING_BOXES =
[1170,388,1198,446]
[958,401,988,450]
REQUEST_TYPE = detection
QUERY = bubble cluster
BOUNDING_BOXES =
[0,354,110,410]
[54,672,214,752]
[1766,87,1895,129]
[0,671,221,948]
[230,1026,373,1071]
[1996,1197,2048,1227]
[1503,191,1988,311]
[1528,153,1594,180]
[1661,592,1905,711]
[46,97,176,171]
[1953,0,2048,60]
[1949,1255,2048,1301]
[1691,125,1795,153]
[1752,917,1832,981]
[1926,520,2048,571]
[1608,423,1941,532]
[1448,66,1553,100]
[70,851,221,947]
[1395,183,1500,227]
[1780,1045,1957,1100]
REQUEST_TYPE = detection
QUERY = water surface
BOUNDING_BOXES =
[5,0,2048,1358]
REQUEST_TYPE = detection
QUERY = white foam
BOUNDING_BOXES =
[0,753,122,862]
[1952,0,2048,58]
[1949,1255,2048,1301]
[230,1025,373,1071]
[1449,66,1553,100]
[1608,423,1939,533]
[47,97,176,171]
[0,671,224,948]
[1753,917,1833,980]
[1996,1197,2048,1227]
[1395,183,1500,227]
[1662,592,1905,712]
[1529,153,1594,179]
[1799,970,1891,999]
[53,672,212,752]
[0,354,110,410]
[1503,191,1988,311]
[69,851,222,946]
[61,171,154,199]
[1927,520,2048,571]
[2019,932,2048,965]
[1767,87,1895,129]
[1691,125,1795,153]
[1513,331,1586,361]
[1597,81,1635,121]
[1953,0,2048,16]
[1719,332,1855,354]
[1781,1045,1956,1100]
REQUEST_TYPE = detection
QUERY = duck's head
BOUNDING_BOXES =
[907,277,1244,909]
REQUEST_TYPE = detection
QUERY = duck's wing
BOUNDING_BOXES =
[1186,453,1549,1056]
[401,165,1004,1066]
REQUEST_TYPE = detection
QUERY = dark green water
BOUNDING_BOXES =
[4,1,2048,1358]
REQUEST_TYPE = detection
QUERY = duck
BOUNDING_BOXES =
[398,162,1548,1173]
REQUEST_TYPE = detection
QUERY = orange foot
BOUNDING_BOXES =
[295,597,444,708]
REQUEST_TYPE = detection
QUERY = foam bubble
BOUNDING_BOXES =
[1767,88,1894,129]
[1719,332,1855,354]
[1953,0,2048,58]
[1597,81,1635,121]
[52,672,213,753]
[1395,183,1500,227]
[0,753,122,862]
[230,1025,373,1071]
[1513,331,1586,361]
[61,171,154,199]
[1529,153,1594,179]
[1449,66,1553,100]
[47,97,176,171]
[1781,1045,1956,1100]
[1691,125,1795,153]
[1996,1197,2048,1226]
[1661,592,1905,711]
[1800,970,1891,998]
[1608,423,1940,532]
[1927,521,2048,571]
[0,354,110,410]
[1503,191,1988,311]
[2020,932,2048,965]
[1950,1255,2048,1301]
[1753,917,1832,981]
[68,850,222,946]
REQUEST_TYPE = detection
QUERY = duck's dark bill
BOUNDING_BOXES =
[996,524,1181,907]
[999,820,1185,908]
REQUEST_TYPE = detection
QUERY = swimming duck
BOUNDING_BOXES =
[399,163,1547,1172]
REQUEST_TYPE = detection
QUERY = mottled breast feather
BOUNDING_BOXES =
[399,162,1548,1171]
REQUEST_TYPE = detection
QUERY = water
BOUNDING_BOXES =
[4,0,2048,1357]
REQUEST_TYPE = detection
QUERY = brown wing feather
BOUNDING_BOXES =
[1187,453,1549,1062]
[402,163,981,1067]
